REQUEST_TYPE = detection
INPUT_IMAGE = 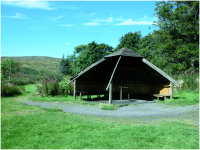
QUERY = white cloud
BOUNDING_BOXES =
[83,17,113,26]
[116,19,153,25]
[83,22,100,26]
[2,13,29,19]
[2,0,55,10]
[116,15,154,25]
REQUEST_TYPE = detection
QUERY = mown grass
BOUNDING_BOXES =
[2,110,199,149]
[157,89,199,106]
[1,84,199,149]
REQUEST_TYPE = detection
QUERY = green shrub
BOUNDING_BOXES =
[37,68,63,82]
[59,78,74,96]
[8,80,36,86]
[1,82,24,97]
[172,72,199,93]
[36,78,59,96]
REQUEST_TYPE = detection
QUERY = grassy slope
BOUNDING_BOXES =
[1,84,199,149]
[1,56,61,70]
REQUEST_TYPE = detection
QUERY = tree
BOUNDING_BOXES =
[1,59,20,81]
[72,41,113,75]
[59,54,72,75]
[136,33,158,61]
[114,31,142,52]
[153,1,199,73]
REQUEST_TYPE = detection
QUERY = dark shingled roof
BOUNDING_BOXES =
[105,47,143,58]
[68,47,179,87]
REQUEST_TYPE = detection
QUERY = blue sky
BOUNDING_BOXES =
[1,0,158,58]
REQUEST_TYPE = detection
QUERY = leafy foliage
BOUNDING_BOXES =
[59,54,72,75]
[9,80,36,86]
[152,1,199,72]
[114,31,142,52]
[36,78,59,97]
[171,72,199,93]
[37,68,63,82]
[59,78,74,96]
[1,59,20,79]
[19,67,38,75]
[71,41,113,75]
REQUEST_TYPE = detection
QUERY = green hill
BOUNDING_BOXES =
[1,56,61,70]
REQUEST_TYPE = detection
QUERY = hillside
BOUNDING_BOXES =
[1,56,61,70]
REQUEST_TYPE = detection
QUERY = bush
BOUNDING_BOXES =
[172,72,199,93]
[59,78,74,96]
[9,80,36,86]
[36,78,59,96]
[1,82,24,97]
[36,78,73,97]
[37,68,63,82]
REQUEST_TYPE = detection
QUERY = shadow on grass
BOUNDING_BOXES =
[173,97,186,99]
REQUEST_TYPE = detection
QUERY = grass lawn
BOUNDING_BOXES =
[158,89,199,106]
[1,84,199,149]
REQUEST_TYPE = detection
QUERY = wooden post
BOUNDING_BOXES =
[80,92,82,100]
[73,80,76,99]
[170,82,173,99]
[128,93,129,100]
[109,82,112,105]
[120,86,122,100]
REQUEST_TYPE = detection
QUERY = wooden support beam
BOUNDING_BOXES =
[109,83,112,105]
[120,86,122,100]
[170,82,173,99]
[73,80,76,99]
[80,92,82,100]
[106,56,121,91]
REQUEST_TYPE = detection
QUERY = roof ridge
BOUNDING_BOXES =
[105,47,143,58]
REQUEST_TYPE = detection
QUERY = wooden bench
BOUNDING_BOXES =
[153,94,170,100]
[76,91,107,100]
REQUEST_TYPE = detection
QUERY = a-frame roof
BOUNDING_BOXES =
[68,48,179,87]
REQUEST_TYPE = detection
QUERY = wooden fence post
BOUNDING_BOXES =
[109,82,112,105]
[170,82,173,99]
[80,92,82,100]
[74,80,76,99]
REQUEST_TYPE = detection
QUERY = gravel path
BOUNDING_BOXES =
[21,100,199,125]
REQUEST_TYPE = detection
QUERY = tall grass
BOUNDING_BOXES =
[171,72,199,93]
[36,78,73,97]
[1,82,25,97]
[36,78,59,96]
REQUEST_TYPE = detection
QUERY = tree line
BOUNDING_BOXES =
[66,2,199,75]
[60,1,199,76]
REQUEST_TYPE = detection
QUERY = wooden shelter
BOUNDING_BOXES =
[68,48,179,104]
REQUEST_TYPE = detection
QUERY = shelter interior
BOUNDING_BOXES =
[69,48,178,101]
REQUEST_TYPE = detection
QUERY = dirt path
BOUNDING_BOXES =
[21,100,199,126]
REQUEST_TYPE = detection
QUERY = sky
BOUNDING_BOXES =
[1,0,159,58]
